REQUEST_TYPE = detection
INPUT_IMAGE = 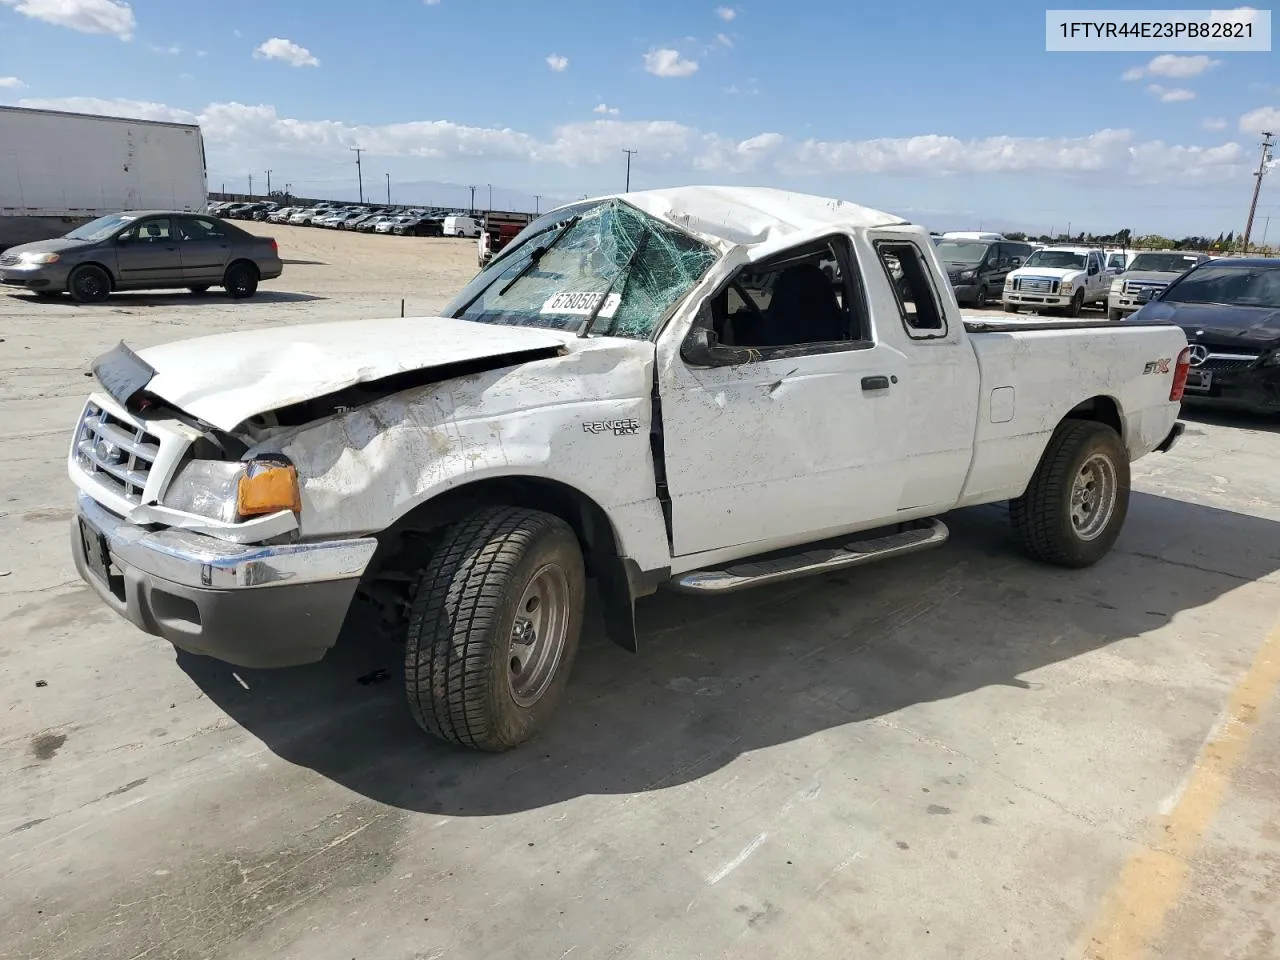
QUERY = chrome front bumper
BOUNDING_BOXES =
[73,493,379,667]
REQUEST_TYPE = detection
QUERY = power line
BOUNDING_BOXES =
[349,146,365,204]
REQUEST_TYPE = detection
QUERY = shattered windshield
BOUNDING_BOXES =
[445,199,719,340]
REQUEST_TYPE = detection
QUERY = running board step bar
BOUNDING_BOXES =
[670,519,949,594]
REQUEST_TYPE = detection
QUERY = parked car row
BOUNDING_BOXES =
[205,201,485,238]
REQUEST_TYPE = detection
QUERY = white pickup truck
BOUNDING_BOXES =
[68,187,1190,751]
[1003,246,1112,316]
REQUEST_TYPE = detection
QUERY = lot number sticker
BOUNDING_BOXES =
[541,291,622,318]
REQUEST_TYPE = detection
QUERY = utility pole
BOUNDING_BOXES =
[1241,130,1275,254]
[385,173,391,206]
[469,185,476,213]
[1261,215,1273,251]
[248,173,253,197]
[265,170,272,196]
[534,195,541,214]
[284,182,292,201]
[622,148,637,192]
[487,183,493,211]
[349,146,365,204]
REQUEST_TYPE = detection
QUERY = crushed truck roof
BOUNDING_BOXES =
[596,186,909,252]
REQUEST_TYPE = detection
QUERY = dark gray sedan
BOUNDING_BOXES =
[0,211,284,303]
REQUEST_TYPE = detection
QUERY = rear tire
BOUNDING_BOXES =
[1010,420,1130,568]
[974,285,989,308]
[224,262,259,299]
[67,264,111,303]
[404,506,586,751]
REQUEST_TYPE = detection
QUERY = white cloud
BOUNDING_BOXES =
[14,95,1252,187]
[716,32,733,47]
[1201,117,1228,130]
[196,49,207,57]
[1240,106,1280,132]
[0,76,25,89]
[148,42,180,55]
[546,53,569,72]
[1148,54,1219,78]
[0,0,134,39]
[593,103,620,116]
[1123,54,1219,81]
[1147,84,1196,102]
[644,48,698,78]
[424,0,441,4]
[715,5,736,20]
[253,37,319,68]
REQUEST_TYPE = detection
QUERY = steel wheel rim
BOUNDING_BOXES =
[1070,453,1118,541]
[508,563,571,707]
[230,271,249,294]
[76,272,103,299]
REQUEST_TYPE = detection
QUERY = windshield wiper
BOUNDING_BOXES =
[497,215,581,296]
[577,232,651,338]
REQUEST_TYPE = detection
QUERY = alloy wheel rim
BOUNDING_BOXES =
[1070,453,1118,541]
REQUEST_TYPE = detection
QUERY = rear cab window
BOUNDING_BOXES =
[874,241,948,339]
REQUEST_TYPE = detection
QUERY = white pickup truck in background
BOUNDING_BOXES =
[68,187,1190,752]
[1002,245,1112,316]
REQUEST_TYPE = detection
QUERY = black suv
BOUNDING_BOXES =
[934,239,1034,308]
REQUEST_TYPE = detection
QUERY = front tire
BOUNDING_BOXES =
[1003,304,1018,313]
[404,506,586,751]
[224,262,259,299]
[1010,420,1130,568]
[1066,290,1085,318]
[974,285,989,309]
[1108,308,1122,321]
[67,264,111,303]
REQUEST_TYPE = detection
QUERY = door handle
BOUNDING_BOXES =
[861,375,891,391]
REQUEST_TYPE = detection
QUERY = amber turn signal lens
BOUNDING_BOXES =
[236,463,301,516]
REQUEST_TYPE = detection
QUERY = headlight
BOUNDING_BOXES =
[959,269,976,281]
[161,456,300,523]
[1004,277,1014,287]
[1110,279,1123,292]
[1060,281,1074,294]
[1263,350,1280,367]
[20,251,60,265]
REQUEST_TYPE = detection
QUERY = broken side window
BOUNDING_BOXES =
[709,235,869,351]
[875,241,947,337]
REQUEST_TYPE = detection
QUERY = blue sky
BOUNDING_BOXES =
[1,0,1278,235]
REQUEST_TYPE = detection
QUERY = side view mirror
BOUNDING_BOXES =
[681,325,725,367]
[680,304,755,368]
[1010,257,1023,267]
[116,234,132,244]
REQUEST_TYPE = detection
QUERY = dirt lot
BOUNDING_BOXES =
[1,223,1278,960]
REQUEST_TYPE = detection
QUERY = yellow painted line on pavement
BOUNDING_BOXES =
[1081,617,1280,960]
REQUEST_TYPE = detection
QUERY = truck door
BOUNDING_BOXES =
[1086,251,1106,299]
[113,217,183,287]
[655,233,913,557]
[864,233,982,515]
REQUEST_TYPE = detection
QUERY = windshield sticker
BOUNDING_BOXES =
[541,291,622,319]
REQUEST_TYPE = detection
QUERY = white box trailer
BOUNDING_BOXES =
[0,105,207,250]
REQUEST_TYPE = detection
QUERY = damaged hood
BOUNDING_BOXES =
[123,316,574,431]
